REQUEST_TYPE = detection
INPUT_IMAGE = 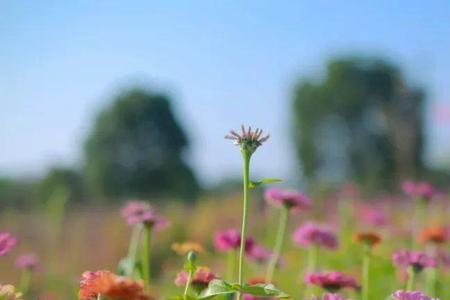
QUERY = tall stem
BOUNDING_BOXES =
[183,269,195,299]
[302,245,318,298]
[266,205,289,282]
[406,266,415,291]
[362,245,371,300]
[126,224,143,277]
[425,245,437,296]
[226,250,237,282]
[237,150,251,300]
[19,270,31,295]
[142,224,152,291]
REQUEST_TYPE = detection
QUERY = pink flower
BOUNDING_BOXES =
[15,254,40,271]
[305,271,359,292]
[358,204,388,227]
[402,181,437,201]
[392,290,438,300]
[174,267,218,289]
[392,250,436,271]
[292,223,338,250]
[120,201,168,229]
[312,293,348,300]
[246,244,272,264]
[264,188,311,211]
[214,229,254,252]
[0,232,17,256]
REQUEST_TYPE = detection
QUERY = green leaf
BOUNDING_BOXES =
[197,280,237,299]
[249,178,282,189]
[240,283,290,298]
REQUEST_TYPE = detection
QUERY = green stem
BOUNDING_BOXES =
[97,294,104,300]
[142,224,152,291]
[406,266,416,290]
[302,245,318,298]
[183,269,195,299]
[362,245,371,300]
[226,250,237,282]
[237,150,251,300]
[126,224,143,277]
[425,245,437,296]
[266,205,289,283]
[19,269,31,295]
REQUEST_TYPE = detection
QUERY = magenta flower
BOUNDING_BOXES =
[15,254,40,271]
[264,188,311,211]
[358,204,388,227]
[214,229,254,252]
[292,223,338,250]
[246,244,272,264]
[392,250,436,272]
[391,290,438,300]
[402,181,437,201]
[120,201,168,229]
[0,232,17,256]
[174,267,218,289]
[305,271,359,292]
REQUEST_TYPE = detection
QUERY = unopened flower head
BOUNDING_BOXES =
[171,241,205,256]
[0,232,18,257]
[305,271,359,292]
[0,284,22,300]
[392,250,436,272]
[214,228,254,252]
[292,223,338,250]
[15,254,40,271]
[121,200,168,229]
[264,188,311,211]
[353,232,382,247]
[225,125,270,155]
[391,290,439,300]
[174,267,218,290]
[79,270,151,300]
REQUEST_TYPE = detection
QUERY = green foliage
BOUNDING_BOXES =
[197,280,290,299]
[84,88,199,201]
[292,56,425,189]
[0,178,38,208]
[249,178,282,189]
[38,167,84,204]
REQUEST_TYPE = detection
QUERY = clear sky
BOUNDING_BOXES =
[1,1,450,185]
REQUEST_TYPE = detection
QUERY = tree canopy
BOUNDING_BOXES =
[292,56,425,189]
[84,88,199,201]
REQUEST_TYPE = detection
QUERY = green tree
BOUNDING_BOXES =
[38,167,84,203]
[292,56,425,189]
[84,88,199,201]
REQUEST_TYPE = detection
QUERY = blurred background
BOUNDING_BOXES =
[1,1,450,298]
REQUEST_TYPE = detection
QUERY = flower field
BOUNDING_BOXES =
[0,127,449,300]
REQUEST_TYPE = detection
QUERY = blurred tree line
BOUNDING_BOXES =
[292,56,448,190]
[0,88,199,208]
[1,55,449,208]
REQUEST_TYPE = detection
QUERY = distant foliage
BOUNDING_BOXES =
[38,167,84,204]
[84,88,199,201]
[292,56,425,189]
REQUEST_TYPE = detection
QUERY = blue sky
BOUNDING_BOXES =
[1,1,450,185]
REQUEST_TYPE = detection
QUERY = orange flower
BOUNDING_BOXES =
[171,242,205,255]
[353,232,382,247]
[419,226,448,244]
[79,270,151,300]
